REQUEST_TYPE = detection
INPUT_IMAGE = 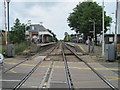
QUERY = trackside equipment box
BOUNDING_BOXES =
[5,44,15,57]
[104,34,120,61]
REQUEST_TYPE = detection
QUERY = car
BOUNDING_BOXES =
[0,53,4,64]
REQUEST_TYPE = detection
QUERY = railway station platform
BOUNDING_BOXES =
[37,42,56,47]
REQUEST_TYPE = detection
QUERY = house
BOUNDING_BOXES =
[70,34,84,43]
[0,30,6,38]
[26,24,53,43]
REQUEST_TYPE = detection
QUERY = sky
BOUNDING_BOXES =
[0,0,118,40]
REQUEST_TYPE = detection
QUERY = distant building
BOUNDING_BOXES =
[26,24,53,43]
[0,30,6,45]
[0,30,6,38]
[70,34,84,43]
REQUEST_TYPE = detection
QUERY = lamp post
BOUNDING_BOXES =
[114,0,118,59]
[6,0,11,44]
[89,20,95,53]
[102,0,105,57]
[5,0,15,57]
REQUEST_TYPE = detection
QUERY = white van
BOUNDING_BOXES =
[0,53,4,64]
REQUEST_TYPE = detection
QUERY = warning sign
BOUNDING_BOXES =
[117,44,120,52]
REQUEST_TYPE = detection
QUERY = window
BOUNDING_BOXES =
[32,26,34,30]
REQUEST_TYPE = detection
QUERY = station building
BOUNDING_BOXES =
[26,24,53,43]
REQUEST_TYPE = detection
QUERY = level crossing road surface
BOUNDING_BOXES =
[0,43,119,89]
[1,59,119,89]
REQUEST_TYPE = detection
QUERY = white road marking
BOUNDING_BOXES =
[0,79,21,82]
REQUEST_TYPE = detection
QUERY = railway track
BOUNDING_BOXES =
[2,42,118,89]
[2,43,56,74]
[39,43,74,89]
[2,43,57,90]
[62,43,74,89]
[64,43,118,90]
[39,61,54,88]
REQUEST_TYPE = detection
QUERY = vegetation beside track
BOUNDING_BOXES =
[0,41,30,55]
[15,41,30,55]
[0,37,6,54]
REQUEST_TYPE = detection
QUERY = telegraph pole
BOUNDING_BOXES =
[114,0,118,58]
[4,0,8,45]
[6,0,11,44]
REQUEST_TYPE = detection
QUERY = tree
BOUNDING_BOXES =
[64,32,69,41]
[47,29,58,42]
[67,2,112,43]
[9,18,27,43]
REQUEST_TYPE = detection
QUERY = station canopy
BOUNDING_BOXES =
[39,31,53,36]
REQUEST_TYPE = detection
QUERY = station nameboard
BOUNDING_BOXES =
[104,34,120,44]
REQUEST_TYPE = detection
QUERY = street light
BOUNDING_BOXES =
[6,0,11,43]
[5,0,15,57]
[89,20,95,53]
[114,0,119,59]
[102,0,105,57]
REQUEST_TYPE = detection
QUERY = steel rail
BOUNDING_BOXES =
[62,43,74,90]
[39,61,54,88]
[11,43,58,90]
[13,58,43,90]
[2,54,38,74]
[65,43,118,90]
[39,43,60,88]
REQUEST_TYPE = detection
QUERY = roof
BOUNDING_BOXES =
[0,30,5,37]
[38,31,53,36]
[28,24,47,32]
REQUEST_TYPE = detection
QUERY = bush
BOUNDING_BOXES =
[0,37,6,42]
[0,37,6,54]
[15,41,30,54]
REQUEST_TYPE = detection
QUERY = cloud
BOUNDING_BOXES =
[0,0,117,3]
[9,2,78,39]
[0,2,77,39]
[0,1,116,39]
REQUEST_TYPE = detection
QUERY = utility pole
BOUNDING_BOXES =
[4,0,7,45]
[6,0,11,44]
[114,0,118,58]
[92,21,95,53]
[102,0,105,57]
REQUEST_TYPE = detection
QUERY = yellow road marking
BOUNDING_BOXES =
[43,82,48,85]
[105,76,120,80]
[73,76,120,84]
[5,62,120,71]
[3,62,120,83]
[69,67,120,71]
[77,44,86,53]
[4,68,17,73]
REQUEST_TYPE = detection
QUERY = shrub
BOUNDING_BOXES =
[15,41,30,54]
